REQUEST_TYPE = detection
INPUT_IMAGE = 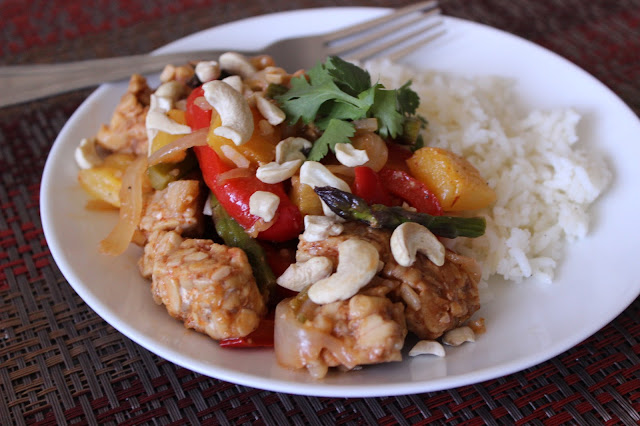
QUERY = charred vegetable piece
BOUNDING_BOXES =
[209,193,276,303]
[314,186,486,239]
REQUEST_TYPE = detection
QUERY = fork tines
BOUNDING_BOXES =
[326,1,444,63]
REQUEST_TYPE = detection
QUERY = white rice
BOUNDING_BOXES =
[364,60,611,284]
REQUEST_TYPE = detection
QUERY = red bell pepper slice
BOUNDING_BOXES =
[194,145,303,242]
[219,318,274,348]
[187,84,303,242]
[185,86,212,130]
[352,166,394,206]
[378,168,443,216]
[384,142,412,172]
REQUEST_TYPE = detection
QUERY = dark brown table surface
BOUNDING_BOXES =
[1,0,639,424]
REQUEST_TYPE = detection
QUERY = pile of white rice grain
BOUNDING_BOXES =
[365,60,611,284]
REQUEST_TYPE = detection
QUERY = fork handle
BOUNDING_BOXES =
[0,49,251,108]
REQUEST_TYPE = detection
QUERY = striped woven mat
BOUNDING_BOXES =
[1,0,639,424]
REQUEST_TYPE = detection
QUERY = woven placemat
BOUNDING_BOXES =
[1,0,639,424]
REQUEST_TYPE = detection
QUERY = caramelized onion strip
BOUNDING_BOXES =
[148,128,209,166]
[98,156,148,256]
[216,167,253,183]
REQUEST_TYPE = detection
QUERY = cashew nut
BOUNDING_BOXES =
[75,137,103,169]
[221,75,243,93]
[145,108,191,135]
[442,326,475,346]
[195,60,221,83]
[145,94,192,154]
[275,137,312,163]
[256,159,302,184]
[334,143,369,167]
[150,92,172,112]
[299,161,351,218]
[301,215,344,242]
[154,81,187,101]
[203,80,254,146]
[276,256,333,292]
[160,64,176,83]
[390,222,445,267]
[264,72,284,84]
[409,340,446,357]
[308,238,379,304]
[256,95,286,126]
[249,191,280,222]
[219,52,256,79]
[299,161,351,193]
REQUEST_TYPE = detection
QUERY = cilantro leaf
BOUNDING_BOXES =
[397,81,420,115]
[324,56,372,96]
[370,86,405,139]
[276,60,370,126]
[274,56,425,161]
[276,77,339,125]
[306,119,355,161]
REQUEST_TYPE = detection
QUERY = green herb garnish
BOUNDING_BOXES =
[275,56,424,161]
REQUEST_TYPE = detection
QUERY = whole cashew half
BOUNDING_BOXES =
[218,52,257,79]
[442,326,476,346]
[276,256,334,292]
[390,222,445,267]
[308,238,379,304]
[275,137,312,163]
[202,80,254,146]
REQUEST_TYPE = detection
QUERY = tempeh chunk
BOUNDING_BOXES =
[275,291,406,379]
[96,74,151,155]
[149,231,266,340]
[296,222,480,341]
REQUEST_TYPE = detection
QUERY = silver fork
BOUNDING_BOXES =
[0,1,443,108]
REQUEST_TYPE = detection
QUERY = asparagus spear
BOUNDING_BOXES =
[314,186,486,239]
[209,193,276,303]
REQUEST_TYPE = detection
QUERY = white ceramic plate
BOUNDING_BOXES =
[41,7,640,397]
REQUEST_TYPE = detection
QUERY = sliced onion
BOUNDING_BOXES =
[220,144,251,169]
[216,167,253,183]
[148,128,209,166]
[98,156,148,256]
[85,199,118,211]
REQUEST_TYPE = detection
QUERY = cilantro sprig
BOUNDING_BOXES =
[274,56,423,161]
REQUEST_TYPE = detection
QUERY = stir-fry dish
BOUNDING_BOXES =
[76,53,498,378]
